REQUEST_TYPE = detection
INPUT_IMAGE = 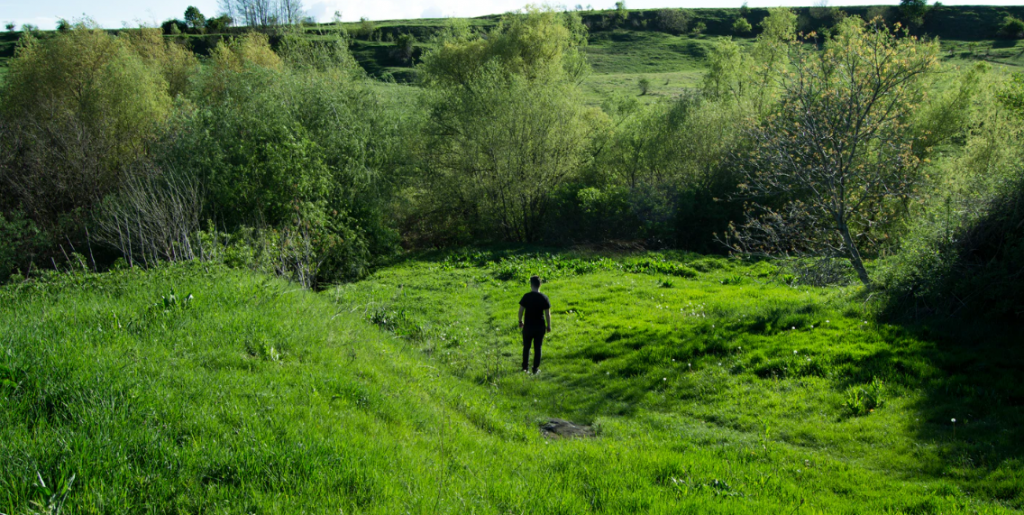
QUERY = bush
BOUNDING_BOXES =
[1000,16,1024,39]
[0,212,40,282]
[732,17,752,35]
[157,39,403,281]
[655,9,689,35]
[0,22,172,232]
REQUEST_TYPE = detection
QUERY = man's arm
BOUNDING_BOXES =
[544,309,551,332]
[518,305,525,329]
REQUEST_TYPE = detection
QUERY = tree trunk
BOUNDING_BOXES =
[838,221,871,286]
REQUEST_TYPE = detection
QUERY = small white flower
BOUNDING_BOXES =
[663,377,667,381]
[793,350,798,354]
[791,326,796,330]
[951,418,956,423]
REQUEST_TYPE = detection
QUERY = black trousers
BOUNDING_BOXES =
[522,326,545,372]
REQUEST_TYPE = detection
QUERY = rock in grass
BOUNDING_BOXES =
[540,418,595,439]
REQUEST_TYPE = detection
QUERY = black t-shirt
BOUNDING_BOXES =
[519,291,551,329]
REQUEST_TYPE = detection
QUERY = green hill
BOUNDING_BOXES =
[2,253,1022,512]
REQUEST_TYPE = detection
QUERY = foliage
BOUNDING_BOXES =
[732,17,752,35]
[0,21,172,232]
[119,27,200,98]
[637,76,650,95]
[655,9,689,35]
[184,6,206,30]
[1000,15,1024,39]
[416,8,600,243]
[700,37,752,102]
[724,20,940,285]
[582,94,746,249]
[880,73,1024,318]
[0,212,40,282]
[158,38,402,281]
[899,0,931,28]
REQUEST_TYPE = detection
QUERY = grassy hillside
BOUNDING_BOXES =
[2,253,1022,513]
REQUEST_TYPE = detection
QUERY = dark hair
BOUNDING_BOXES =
[530,275,541,288]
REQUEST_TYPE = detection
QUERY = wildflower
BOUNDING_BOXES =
[793,350,798,354]
[951,418,956,423]
[663,378,667,381]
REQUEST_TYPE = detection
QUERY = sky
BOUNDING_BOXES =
[3,0,1023,30]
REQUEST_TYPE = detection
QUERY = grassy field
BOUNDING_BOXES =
[2,252,1022,513]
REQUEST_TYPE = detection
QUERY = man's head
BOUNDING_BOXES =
[530,275,541,290]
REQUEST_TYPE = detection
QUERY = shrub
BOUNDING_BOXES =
[638,76,650,95]
[0,22,172,232]
[732,17,752,35]
[655,9,688,34]
[1000,16,1024,39]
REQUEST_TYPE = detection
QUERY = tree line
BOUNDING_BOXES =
[1,8,1021,318]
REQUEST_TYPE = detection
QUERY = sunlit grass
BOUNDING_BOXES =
[1,253,1022,513]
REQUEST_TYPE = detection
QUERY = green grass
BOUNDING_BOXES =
[2,252,1022,513]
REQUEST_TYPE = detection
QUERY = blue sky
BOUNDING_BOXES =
[3,0,1022,30]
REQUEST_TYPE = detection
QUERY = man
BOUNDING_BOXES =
[518,275,551,374]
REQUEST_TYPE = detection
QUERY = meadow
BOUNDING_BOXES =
[2,251,1022,513]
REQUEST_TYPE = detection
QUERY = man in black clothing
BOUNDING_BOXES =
[518,275,551,374]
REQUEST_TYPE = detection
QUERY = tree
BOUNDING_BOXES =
[419,8,599,242]
[20,24,37,32]
[732,17,752,35]
[205,15,233,32]
[1000,16,1024,39]
[393,33,416,63]
[700,37,752,101]
[184,6,206,30]
[278,0,305,25]
[638,76,650,95]
[899,0,929,28]
[4,22,14,32]
[724,20,939,285]
[0,22,172,231]
[655,9,688,35]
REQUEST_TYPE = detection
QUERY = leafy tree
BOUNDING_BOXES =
[690,21,706,36]
[4,22,14,32]
[750,8,797,112]
[899,0,929,28]
[700,37,752,101]
[57,19,71,32]
[161,19,186,35]
[20,24,37,33]
[160,38,402,281]
[358,17,375,39]
[0,22,172,231]
[393,33,416,63]
[418,8,599,242]
[184,6,206,30]
[655,9,688,35]
[205,15,233,32]
[732,17,752,35]
[120,27,199,98]
[724,20,940,285]
[1000,16,1024,39]
[638,76,650,95]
